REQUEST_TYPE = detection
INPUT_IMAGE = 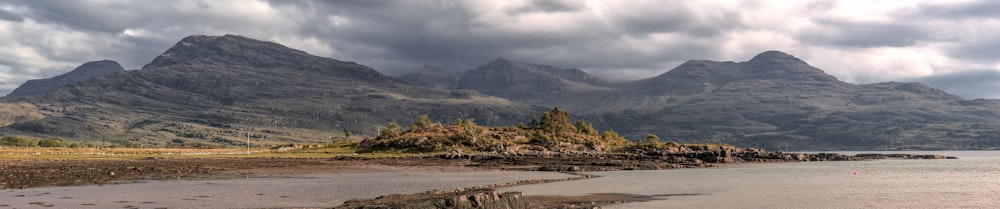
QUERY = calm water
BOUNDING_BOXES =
[503,151,1000,209]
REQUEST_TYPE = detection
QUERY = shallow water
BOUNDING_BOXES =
[2,171,576,208]
[502,151,1000,209]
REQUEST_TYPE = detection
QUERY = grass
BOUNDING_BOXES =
[0,147,263,160]
[0,140,442,160]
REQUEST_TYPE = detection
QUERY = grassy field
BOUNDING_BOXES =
[0,141,436,160]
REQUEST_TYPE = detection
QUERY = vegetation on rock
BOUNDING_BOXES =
[359,107,632,153]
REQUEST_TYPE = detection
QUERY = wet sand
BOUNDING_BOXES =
[3,170,577,208]
[3,151,916,208]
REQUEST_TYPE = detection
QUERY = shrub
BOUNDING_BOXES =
[0,136,36,147]
[380,122,400,138]
[37,138,68,147]
[413,115,432,129]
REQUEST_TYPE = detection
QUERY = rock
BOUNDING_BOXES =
[335,189,529,209]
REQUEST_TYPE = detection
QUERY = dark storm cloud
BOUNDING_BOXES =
[0,7,22,22]
[1,0,998,97]
[799,19,932,48]
[948,40,1000,62]
[267,1,494,72]
[519,0,585,13]
[612,6,743,38]
[0,0,752,84]
[899,0,1000,62]
[912,70,1000,99]
[7,0,138,33]
[911,0,1000,19]
[265,0,739,77]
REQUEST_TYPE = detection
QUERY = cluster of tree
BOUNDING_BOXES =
[0,136,95,148]
[362,107,636,152]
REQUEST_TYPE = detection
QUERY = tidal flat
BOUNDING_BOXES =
[3,170,577,208]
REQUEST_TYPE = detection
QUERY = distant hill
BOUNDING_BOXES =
[2,35,998,150]
[0,35,539,147]
[6,60,124,98]
[430,51,1000,150]
[455,57,620,110]
[399,65,461,89]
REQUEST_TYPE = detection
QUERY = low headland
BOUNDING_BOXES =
[0,108,955,208]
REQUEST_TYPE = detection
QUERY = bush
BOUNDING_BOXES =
[380,122,400,138]
[37,138,68,147]
[0,136,36,147]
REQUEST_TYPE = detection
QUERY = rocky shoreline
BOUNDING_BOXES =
[1,148,956,208]
[332,148,956,209]
[430,145,958,172]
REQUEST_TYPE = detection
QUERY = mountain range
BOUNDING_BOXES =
[3,34,998,150]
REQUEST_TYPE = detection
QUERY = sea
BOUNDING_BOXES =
[502,151,1000,209]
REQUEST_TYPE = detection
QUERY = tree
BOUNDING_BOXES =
[575,120,597,135]
[37,138,68,147]
[413,115,432,129]
[1,136,36,147]
[602,129,621,141]
[643,134,660,144]
[344,128,352,139]
[452,118,485,144]
[601,129,629,148]
[380,122,400,138]
[538,107,576,134]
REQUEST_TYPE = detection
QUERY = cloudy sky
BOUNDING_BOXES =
[0,0,998,99]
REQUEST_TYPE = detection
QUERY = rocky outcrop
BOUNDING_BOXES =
[854,153,958,159]
[459,146,957,172]
[6,60,124,98]
[335,189,530,209]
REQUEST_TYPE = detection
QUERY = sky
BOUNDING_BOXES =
[0,0,998,99]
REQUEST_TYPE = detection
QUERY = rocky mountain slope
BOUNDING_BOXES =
[441,51,1000,150]
[0,35,539,147]
[455,57,620,110]
[6,60,124,98]
[399,65,461,89]
[1,35,997,150]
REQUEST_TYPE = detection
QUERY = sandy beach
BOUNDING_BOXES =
[3,167,577,208]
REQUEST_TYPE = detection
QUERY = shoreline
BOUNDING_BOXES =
[1,151,958,208]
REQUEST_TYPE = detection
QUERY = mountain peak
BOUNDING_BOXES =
[7,60,124,97]
[140,34,393,83]
[78,60,121,69]
[748,50,800,63]
[489,56,520,66]
[143,34,313,69]
[744,50,839,82]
